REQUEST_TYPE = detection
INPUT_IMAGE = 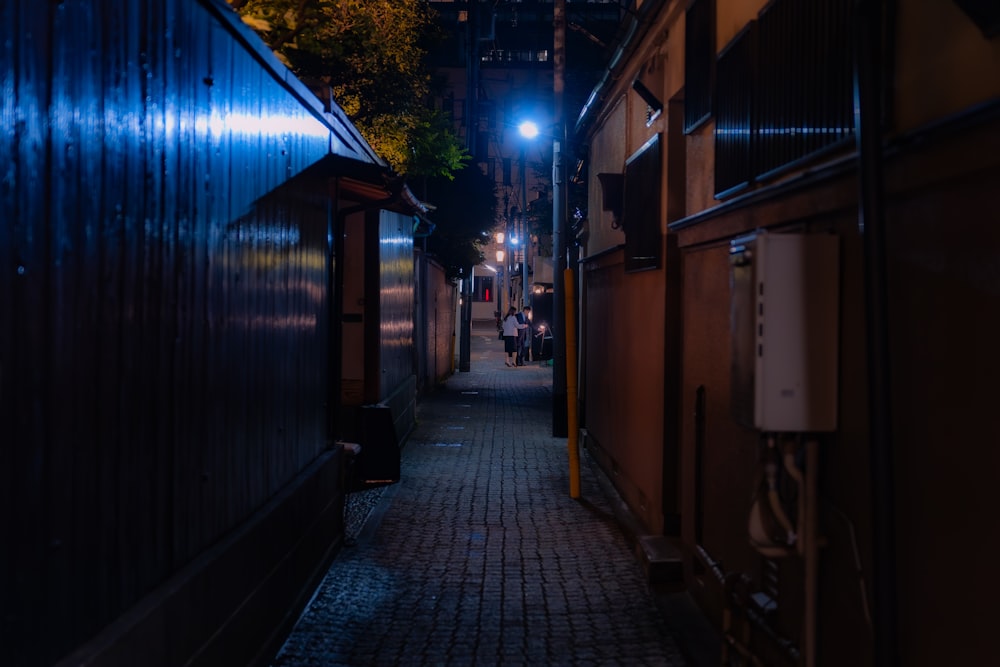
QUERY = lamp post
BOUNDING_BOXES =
[513,115,567,435]
[508,231,522,308]
[459,266,472,372]
[552,0,568,437]
[518,121,538,309]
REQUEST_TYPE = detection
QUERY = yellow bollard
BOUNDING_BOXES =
[564,267,581,498]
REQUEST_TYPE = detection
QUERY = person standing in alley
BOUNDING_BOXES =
[516,306,533,365]
[501,306,526,367]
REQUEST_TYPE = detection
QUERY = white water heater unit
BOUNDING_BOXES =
[730,232,840,432]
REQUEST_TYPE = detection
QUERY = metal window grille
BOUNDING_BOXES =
[714,22,756,198]
[713,0,855,199]
[684,0,714,133]
[754,0,854,180]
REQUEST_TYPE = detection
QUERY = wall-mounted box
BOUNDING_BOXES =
[730,233,840,432]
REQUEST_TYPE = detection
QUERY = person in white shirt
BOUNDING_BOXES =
[501,306,527,367]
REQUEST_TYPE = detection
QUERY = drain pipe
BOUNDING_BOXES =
[564,267,581,498]
[853,2,899,666]
[803,438,820,667]
[329,178,342,444]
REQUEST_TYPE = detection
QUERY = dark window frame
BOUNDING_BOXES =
[474,275,494,303]
[711,0,857,200]
[622,134,662,273]
[714,22,756,199]
[684,0,715,134]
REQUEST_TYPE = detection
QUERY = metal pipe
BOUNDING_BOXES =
[521,145,529,307]
[722,573,767,667]
[552,0,568,437]
[564,267,581,498]
[459,270,472,372]
[853,2,899,664]
[804,438,820,667]
[329,179,342,443]
[459,0,480,374]
[765,437,796,545]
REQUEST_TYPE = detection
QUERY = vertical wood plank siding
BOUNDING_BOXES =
[1,1,353,663]
[379,211,416,400]
[377,211,418,440]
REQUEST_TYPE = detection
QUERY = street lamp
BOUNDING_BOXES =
[512,114,567,437]
[518,120,539,140]
[517,120,538,309]
[508,233,520,307]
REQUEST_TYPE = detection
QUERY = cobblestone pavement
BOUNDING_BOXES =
[270,323,704,666]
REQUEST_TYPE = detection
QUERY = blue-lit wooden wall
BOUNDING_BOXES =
[377,210,418,442]
[0,1,375,663]
[378,210,416,400]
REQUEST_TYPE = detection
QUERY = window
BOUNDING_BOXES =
[622,134,662,272]
[714,22,756,198]
[684,0,714,133]
[474,276,494,302]
[712,0,855,199]
[753,0,854,180]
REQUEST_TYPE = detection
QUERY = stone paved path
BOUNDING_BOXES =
[270,324,696,666]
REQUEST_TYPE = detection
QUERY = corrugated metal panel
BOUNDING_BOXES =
[754,0,854,180]
[684,0,713,134]
[1,0,371,663]
[714,21,756,199]
[713,0,854,198]
[379,210,416,399]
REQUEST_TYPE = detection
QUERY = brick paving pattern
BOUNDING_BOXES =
[271,323,692,666]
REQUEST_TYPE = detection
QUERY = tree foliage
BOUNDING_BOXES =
[232,0,491,276]
[422,165,498,280]
[230,0,466,178]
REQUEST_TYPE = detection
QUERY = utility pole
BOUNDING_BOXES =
[521,144,529,307]
[459,0,481,373]
[552,0,568,436]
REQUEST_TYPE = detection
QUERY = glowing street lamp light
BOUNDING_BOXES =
[518,120,539,140]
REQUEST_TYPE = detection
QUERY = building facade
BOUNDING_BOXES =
[575,0,1000,665]
[428,0,624,322]
[1,1,426,664]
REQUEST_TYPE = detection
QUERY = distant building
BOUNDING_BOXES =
[574,1,1000,666]
[427,0,621,318]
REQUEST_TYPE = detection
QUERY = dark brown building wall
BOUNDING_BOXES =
[673,107,1000,666]
[581,249,667,534]
[882,112,1000,667]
